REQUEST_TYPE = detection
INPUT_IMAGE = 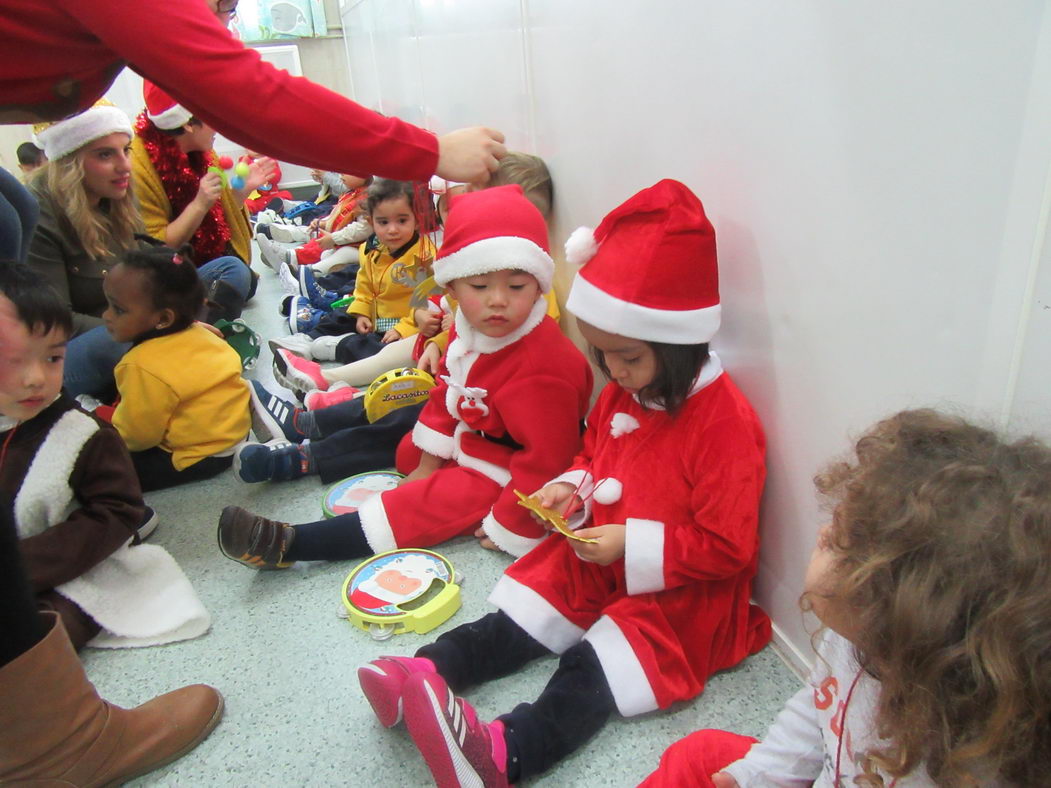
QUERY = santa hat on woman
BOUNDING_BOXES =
[143,81,193,130]
[432,184,554,293]
[35,100,133,161]
[565,179,720,344]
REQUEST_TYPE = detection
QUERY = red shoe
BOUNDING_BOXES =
[304,381,360,411]
[403,673,510,788]
[273,348,328,395]
[357,656,436,727]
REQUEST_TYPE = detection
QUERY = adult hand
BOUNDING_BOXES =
[571,523,626,565]
[473,527,499,551]
[356,316,373,334]
[415,308,441,338]
[711,773,740,788]
[194,171,223,208]
[246,156,277,192]
[436,127,506,184]
[381,329,401,344]
[417,342,442,375]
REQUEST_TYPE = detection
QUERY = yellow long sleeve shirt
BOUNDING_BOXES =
[112,324,250,470]
[347,234,437,338]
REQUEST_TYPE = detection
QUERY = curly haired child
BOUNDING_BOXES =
[354,179,772,787]
[641,408,1051,787]
[103,240,250,491]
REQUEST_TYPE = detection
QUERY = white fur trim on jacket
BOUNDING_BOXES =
[584,615,659,716]
[358,493,399,555]
[433,236,554,294]
[450,296,548,357]
[567,273,721,344]
[479,510,544,558]
[489,574,585,654]
[624,518,666,595]
[412,420,455,459]
[14,408,210,648]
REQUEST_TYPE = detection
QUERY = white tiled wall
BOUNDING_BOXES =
[339,0,1051,669]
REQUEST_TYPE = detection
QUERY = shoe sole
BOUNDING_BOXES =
[404,676,486,788]
[105,691,225,788]
[358,664,405,728]
[137,508,160,541]
[248,384,283,443]
[267,338,311,361]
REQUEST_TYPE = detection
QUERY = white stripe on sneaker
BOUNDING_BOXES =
[422,680,483,788]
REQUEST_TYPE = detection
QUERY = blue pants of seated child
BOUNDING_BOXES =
[64,256,252,400]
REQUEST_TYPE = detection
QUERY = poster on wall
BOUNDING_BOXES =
[231,0,327,41]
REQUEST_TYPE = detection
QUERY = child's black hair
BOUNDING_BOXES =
[16,142,45,167]
[0,261,73,338]
[591,341,710,414]
[366,178,416,215]
[118,237,205,333]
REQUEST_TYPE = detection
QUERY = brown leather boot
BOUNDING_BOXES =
[217,504,295,569]
[0,612,223,786]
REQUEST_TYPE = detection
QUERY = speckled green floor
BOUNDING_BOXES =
[81,248,802,787]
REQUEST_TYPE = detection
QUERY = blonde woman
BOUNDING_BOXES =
[27,103,249,400]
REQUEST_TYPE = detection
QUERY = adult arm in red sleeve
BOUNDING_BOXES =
[54,0,438,179]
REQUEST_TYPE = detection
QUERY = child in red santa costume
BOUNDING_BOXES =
[216,183,593,566]
[355,179,772,788]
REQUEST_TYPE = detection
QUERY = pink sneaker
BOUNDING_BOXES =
[403,673,510,788]
[357,655,436,727]
[304,381,360,411]
[273,348,328,395]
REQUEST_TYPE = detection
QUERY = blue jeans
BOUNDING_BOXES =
[63,256,252,400]
[0,167,39,263]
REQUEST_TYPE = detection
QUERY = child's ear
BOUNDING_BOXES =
[155,308,177,330]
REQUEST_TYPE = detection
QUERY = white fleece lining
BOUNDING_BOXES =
[479,510,543,558]
[584,615,659,716]
[357,493,399,554]
[433,236,554,293]
[488,574,586,654]
[624,518,666,595]
[412,420,455,459]
[451,296,548,356]
[567,273,721,344]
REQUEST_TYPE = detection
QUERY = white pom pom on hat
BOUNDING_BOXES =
[565,179,721,345]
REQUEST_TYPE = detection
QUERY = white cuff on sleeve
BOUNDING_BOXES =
[624,518,666,595]
[412,420,455,459]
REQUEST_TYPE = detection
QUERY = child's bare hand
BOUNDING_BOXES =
[415,309,441,338]
[195,321,225,339]
[532,483,580,525]
[441,313,454,332]
[711,773,740,788]
[399,466,431,486]
[570,524,626,565]
[309,168,323,183]
[356,316,373,334]
[381,329,401,344]
[417,342,442,375]
[317,230,335,250]
[308,218,321,232]
[473,527,499,551]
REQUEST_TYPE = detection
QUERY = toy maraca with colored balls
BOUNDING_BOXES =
[208,155,251,189]
[231,159,250,190]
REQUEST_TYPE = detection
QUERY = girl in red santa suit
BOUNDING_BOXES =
[216,184,593,566]
[355,179,772,788]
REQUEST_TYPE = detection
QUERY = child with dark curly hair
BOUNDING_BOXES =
[641,408,1051,788]
[103,240,250,490]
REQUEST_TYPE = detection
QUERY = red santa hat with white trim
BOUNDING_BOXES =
[143,81,193,130]
[35,100,132,161]
[565,178,720,344]
[432,184,554,293]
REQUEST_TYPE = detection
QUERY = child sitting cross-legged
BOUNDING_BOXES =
[639,409,1051,788]
[103,240,251,491]
[354,180,771,788]
[0,263,210,650]
[218,184,593,563]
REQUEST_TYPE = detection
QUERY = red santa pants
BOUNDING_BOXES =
[637,729,757,788]
[294,238,324,266]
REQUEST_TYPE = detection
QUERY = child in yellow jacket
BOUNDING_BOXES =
[103,241,250,491]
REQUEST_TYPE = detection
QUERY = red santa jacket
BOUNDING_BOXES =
[410,297,593,556]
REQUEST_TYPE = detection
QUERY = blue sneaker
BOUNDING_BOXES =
[288,295,325,333]
[233,440,313,483]
[299,266,338,311]
[249,380,305,443]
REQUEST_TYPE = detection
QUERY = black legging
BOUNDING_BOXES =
[0,498,46,666]
[0,166,39,264]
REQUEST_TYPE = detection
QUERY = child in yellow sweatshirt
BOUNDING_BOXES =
[103,241,250,491]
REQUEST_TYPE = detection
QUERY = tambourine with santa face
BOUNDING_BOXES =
[322,470,403,518]
[341,549,461,640]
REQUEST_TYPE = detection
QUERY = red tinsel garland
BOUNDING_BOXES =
[134,112,231,265]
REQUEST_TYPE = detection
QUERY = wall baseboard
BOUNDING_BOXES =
[768,620,812,683]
